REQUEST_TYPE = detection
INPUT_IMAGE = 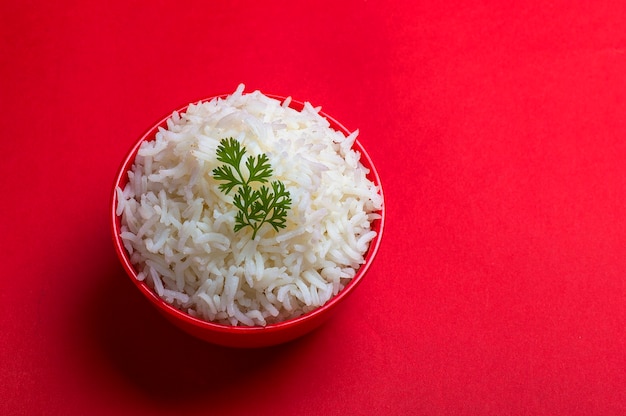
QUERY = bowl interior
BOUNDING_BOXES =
[111,94,385,347]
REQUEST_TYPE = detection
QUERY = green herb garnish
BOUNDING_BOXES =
[212,137,291,239]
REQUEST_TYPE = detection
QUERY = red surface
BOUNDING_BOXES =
[1,1,625,414]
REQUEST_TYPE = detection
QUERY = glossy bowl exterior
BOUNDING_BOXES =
[111,95,385,348]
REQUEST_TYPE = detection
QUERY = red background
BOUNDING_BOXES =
[1,1,625,414]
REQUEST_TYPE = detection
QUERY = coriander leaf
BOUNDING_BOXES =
[212,164,240,195]
[215,137,246,168]
[245,153,272,184]
[212,138,247,195]
[266,181,291,231]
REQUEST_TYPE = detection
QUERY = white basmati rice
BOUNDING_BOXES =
[116,84,383,326]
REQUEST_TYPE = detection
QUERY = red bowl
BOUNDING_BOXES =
[110,94,385,348]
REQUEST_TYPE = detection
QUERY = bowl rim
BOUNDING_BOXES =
[110,93,385,336]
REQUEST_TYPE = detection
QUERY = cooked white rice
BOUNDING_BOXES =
[116,84,382,326]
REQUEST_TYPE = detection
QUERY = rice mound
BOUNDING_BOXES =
[116,84,382,326]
